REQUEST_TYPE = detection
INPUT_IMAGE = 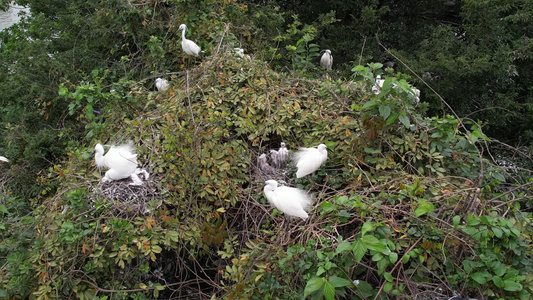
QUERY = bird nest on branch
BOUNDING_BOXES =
[92,178,161,218]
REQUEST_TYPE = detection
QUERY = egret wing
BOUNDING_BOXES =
[271,186,312,219]
[294,147,323,178]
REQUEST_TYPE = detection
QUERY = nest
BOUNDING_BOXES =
[92,177,162,218]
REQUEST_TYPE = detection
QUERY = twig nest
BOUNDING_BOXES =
[93,177,161,218]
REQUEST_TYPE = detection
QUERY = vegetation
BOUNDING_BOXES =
[0,0,532,299]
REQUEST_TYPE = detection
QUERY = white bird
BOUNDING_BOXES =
[278,142,289,166]
[178,24,201,57]
[263,180,313,220]
[320,49,333,70]
[294,144,328,178]
[233,47,244,58]
[0,156,8,163]
[372,75,385,94]
[258,153,275,174]
[155,78,169,92]
[94,142,146,185]
[372,75,420,102]
[411,87,421,103]
[269,149,280,168]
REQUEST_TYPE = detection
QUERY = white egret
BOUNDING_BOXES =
[372,75,385,94]
[0,156,8,163]
[233,47,244,58]
[258,153,275,174]
[178,24,201,57]
[278,142,289,166]
[269,149,280,168]
[270,142,289,168]
[155,78,169,92]
[372,75,420,102]
[320,49,333,71]
[95,142,147,185]
[294,143,328,178]
[263,180,313,220]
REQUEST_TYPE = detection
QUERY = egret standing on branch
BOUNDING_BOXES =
[178,24,201,57]
[320,49,333,71]
[263,180,313,220]
[294,143,328,178]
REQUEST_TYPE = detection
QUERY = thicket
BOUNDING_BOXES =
[0,0,532,299]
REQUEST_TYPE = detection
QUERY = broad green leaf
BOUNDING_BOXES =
[329,276,353,288]
[322,281,335,300]
[492,227,503,238]
[503,280,522,292]
[383,282,393,292]
[361,220,374,236]
[364,147,381,154]
[362,235,388,253]
[379,105,391,120]
[167,230,180,242]
[386,112,399,125]
[471,272,488,284]
[320,201,336,213]
[452,215,461,226]
[303,277,325,298]
[398,114,410,128]
[352,240,367,263]
[389,252,398,264]
[335,241,353,254]
[362,100,378,109]
[492,172,506,182]
[492,276,504,288]
[414,200,435,217]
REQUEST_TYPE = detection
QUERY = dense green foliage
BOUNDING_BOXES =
[0,0,532,299]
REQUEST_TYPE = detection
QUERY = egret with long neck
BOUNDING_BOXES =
[178,24,201,57]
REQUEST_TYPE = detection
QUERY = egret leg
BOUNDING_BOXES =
[130,172,144,186]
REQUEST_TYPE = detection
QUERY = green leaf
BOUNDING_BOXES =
[362,100,378,109]
[364,147,381,154]
[329,276,353,288]
[362,235,389,254]
[383,282,393,292]
[336,241,353,254]
[0,204,8,214]
[352,240,367,263]
[492,276,504,288]
[503,280,522,292]
[322,281,335,300]
[383,272,393,282]
[398,114,410,128]
[389,252,398,264]
[361,220,374,236]
[379,105,391,120]
[492,227,503,238]
[471,272,488,284]
[320,201,336,213]
[167,230,180,242]
[414,200,435,217]
[491,172,506,182]
[385,112,399,125]
[303,277,325,298]
[452,215,461,226]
